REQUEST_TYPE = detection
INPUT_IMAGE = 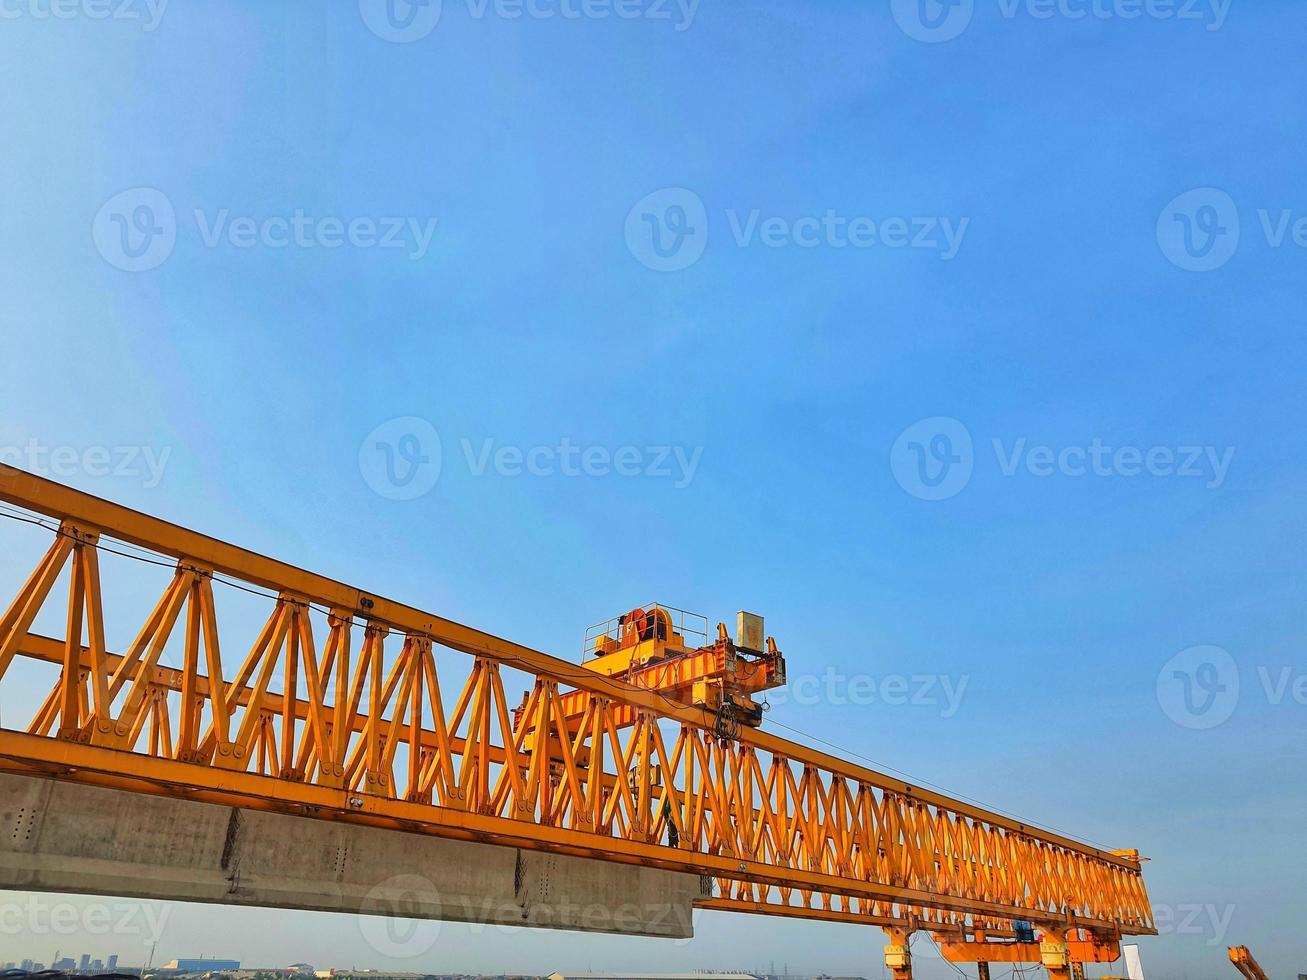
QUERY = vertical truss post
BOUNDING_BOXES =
[884,924,915,980]
[1040,925,1073,980]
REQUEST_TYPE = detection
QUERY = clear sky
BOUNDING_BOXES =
[1,1,1304,979]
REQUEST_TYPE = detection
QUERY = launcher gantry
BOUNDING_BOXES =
[0,466,1155,980]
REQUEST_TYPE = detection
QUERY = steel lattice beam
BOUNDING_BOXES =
[0,465,1155,941]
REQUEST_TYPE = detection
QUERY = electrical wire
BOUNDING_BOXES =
[922,932,975,980]
[762,717,1113,850]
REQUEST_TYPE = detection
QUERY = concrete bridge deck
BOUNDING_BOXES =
[0,772,699,938]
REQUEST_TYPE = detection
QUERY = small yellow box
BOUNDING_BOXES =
[1041,941,1070,970]
[884,945,911,969]
[736,611,764,652]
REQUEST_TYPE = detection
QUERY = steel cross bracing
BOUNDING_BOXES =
[0,466,1154,943]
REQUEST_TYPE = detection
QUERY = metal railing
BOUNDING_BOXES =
[582,603,709,660]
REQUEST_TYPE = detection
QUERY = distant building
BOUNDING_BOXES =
[163,958,243,972]
[81,954,92,970]
[549,974,763,980]
[53,957,77,970]
[90,959,104,971]
[109,955,120,971]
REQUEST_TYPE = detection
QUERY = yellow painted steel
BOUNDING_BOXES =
[1230,946,1271,980]
[0,465,1154,948]
[939,939,1120,964]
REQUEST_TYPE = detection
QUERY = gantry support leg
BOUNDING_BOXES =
[883,926,914,980]
[1071,963,1085,980]
[1040,926,1073,980]
[977,963,991,980]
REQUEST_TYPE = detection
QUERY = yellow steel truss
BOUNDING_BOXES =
[0,465,1154,945]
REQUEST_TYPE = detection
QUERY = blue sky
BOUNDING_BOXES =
[1,1,1305,978]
